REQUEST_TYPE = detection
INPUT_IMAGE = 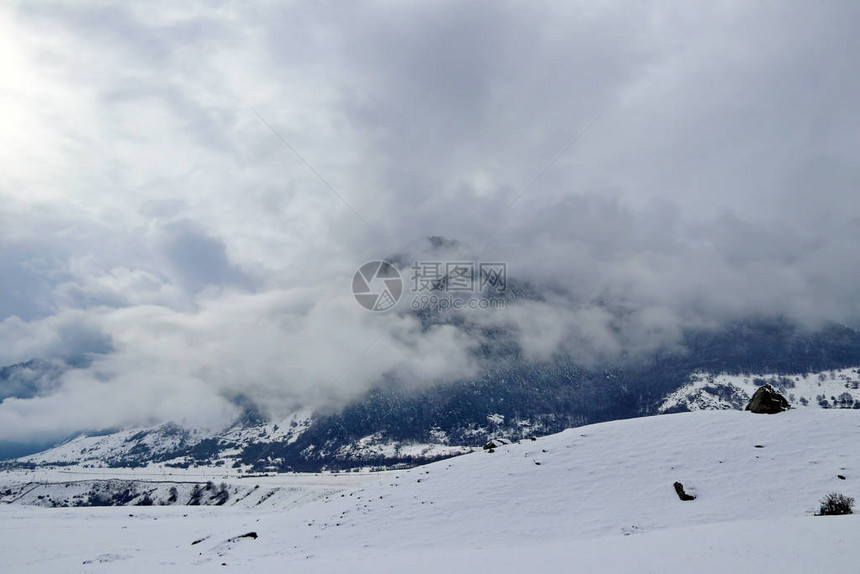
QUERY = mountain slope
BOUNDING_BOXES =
[660,367,860,412]
[6,319,860,471]
[1,409,859,572]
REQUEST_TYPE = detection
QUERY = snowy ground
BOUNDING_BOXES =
[2,409,859,572]
[0,466,383,508]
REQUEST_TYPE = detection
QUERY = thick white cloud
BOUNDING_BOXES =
[1,1,859,440]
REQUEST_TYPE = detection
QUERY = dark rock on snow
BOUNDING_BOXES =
[745,384,790,414]
[228,532,258,542]
[673,481,696,501]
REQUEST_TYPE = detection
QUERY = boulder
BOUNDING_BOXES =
[673,481,696,501]
[745,384,790,414]
[482,438,509,450]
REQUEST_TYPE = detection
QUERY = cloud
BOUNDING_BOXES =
[0,1,859,440]
[159,220,254,291]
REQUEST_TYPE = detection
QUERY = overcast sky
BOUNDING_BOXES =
[1,1,859,441]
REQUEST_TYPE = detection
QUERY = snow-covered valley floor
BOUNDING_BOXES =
[2,409,859,572]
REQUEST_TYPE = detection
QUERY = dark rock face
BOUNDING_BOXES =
[673,481,696,501]
[745,384,790,414]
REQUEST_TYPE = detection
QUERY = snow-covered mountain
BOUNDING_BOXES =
[20,363,860,474]
[15,409,473,472]
[16,411,317,469]
[6,319,860,471]
[2,408,858,572]
[660,367,860,413]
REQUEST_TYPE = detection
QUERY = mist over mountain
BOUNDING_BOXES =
[6,5,860,573]
[2,1,860,451]
[5,315,860,469]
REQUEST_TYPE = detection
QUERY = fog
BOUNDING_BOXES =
[1,1,858,441]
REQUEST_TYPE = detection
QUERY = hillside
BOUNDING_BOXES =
[7,320,860,472]
[660,367,860,412]
[11,365,859,474]
[1,409,859,572]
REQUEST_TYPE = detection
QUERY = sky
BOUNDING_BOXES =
[0,0,859,442]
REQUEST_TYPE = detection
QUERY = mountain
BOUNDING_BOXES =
[6,319,860,471]
[2,408,859,571]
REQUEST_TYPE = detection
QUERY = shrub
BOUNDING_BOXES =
[819,492,854,516]
[188,484,202,506]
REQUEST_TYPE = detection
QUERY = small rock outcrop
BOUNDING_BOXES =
[745,384,790,414]
[227,532,258,542]
[673,481,696,501]
[482,439,509,450]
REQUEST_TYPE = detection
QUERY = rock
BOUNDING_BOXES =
[227,532,258,542]
[482,439,509,450]
[745,384,790,414]
[673,481,696,501]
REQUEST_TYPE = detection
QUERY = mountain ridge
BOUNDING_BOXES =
[6,319,860,471]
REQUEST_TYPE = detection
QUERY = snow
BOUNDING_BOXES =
[0,466,384,508]
[14,407,471,471]
[219,409,314,446]
[338,435,474,460]
[15,410,317,468]
[18,423,206,466]
[2,409,859,572]
[659,367,860,412]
